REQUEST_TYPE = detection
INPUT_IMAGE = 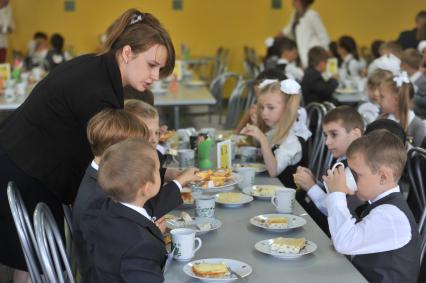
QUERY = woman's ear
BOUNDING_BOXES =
[120,45,133,64]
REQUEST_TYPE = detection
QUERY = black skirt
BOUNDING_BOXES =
[0,147,64,271]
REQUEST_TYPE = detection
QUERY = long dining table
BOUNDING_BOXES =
[164,174,367,283]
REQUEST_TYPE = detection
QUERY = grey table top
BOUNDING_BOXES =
[164,175,367,283]
[333,90,368,104]
[154,81,216,107]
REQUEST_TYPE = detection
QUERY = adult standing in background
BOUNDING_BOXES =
[280,0,329,68]
[0,8,175,283]
[0,0,14,63]
[397,10,426,50]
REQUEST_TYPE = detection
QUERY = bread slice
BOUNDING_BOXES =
[217,192,242,203]
[266,216,288,228]
[192,262,230,278]
[270,237,306,254]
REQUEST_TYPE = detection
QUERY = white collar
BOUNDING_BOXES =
[120,202,153,222]
[387,111,415,125]
[91,160,99,171]
[336,156,347,163]
[156,144,166,155]
[369,186,400,203]
[410,71,422,83]
[343,54,353,63]
[277,58,289,65]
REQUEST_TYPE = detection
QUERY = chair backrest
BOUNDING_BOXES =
[211,47,229,79]
[34,203,76,283]
[420,209,426,265]
[224,79,255,129]
[209,72,240,104]
[407,147,426,217]
[7,182,45,283]
[305,103,330,178]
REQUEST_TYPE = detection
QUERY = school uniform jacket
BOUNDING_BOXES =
[301,67,338,105]
[91,199,167,283]
[0,52,123,203]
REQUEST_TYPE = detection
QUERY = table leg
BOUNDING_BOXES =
[173,106,180,129]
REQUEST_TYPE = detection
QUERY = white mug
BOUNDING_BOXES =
[239,146,257,163]
[171,228,202,261]
[177,149,195,168]
[15,82,27,96]
[324,162,358,193]
[200,128,216,141]
[271,188,296,214]
[195,195,215,218]
[237,167,256,189]
[4,88,15,102]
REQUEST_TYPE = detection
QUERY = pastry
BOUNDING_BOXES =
[270,237,306,254]
[192,262,230,278]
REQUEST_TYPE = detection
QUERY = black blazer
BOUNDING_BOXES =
[397,28,418,50]
[0,52,123,203]
[91,199,166,283]
[301,67,338,105]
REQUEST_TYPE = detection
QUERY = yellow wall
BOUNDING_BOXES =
[9,0,426,73]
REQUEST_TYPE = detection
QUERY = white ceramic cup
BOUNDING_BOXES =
[239,146,257,163]
[237,167,256,189]
[171,228,202,261]
[271,188,296,214]
[195,195,215,218]
[324,162,358,193]
[177,149,195,168]
[15,82,27,96]
[4,88,15,102]
[200,128,216,141]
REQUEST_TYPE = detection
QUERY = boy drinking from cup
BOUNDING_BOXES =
[92,138,167,282]
[324,130,420,283]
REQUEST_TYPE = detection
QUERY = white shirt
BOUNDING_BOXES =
[410,71,422,92]
[266,128,302,175]
[291,107,312,141]
[277,58,304,82]
[387,110,415,126]
[338,54,366,82]
[120,202,153,222]
[358,102,380,125]
[283,9,330,68]
[0,4,13,48]
[327,186,411,255]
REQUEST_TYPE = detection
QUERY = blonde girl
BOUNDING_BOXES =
[241,79,303,177]
[379,71,426,146]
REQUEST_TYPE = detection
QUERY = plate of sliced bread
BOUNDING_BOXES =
[215,192,253,208]
[249,213,306,232]
[242,185,282,200]
[183,258,252,282]
[255,237,317,259]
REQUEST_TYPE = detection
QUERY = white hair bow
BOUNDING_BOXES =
[280,79,301,95]
[265,37,274,48]
[418,40,426,54]
[393,71,410,88]
[259,79,278,89]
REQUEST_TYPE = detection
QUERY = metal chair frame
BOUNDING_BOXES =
[7,182,45,283]
[34,202,76,283]
[224,79,255,129]
[208,72,240,124]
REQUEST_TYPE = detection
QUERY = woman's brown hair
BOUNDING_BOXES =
[98,8,175,78]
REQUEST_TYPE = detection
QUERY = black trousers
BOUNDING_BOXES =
[0,148,64,271]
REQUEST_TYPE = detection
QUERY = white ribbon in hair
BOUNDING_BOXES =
[418,40,426,54]
[259,79,278,89]
[130,14,143,25]
[393,71,410,88]
[280,79,301,95]
[265,37,274,48]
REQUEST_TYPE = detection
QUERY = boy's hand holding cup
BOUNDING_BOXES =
[323,162,357,195]
[293,166,316,191]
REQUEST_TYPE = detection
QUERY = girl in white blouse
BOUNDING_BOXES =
[337,35,366,83]
[241,79,304,177]
[281,0,329,68]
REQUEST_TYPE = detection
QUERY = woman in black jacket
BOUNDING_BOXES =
[0,8,175,281]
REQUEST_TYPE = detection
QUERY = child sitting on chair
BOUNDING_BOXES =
[324,130,420,283]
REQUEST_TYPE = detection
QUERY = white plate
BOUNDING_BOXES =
[233,163,266,173]
[185,80,206,87]
[193,173,242,193]
[255,238,317,259]
[215,192,253,208]
[183,258,252,282]
[166,217,222,235]
[250,214,306,232]
[242,185,282,200]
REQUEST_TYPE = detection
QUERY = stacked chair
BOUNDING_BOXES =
[224,79,256,129]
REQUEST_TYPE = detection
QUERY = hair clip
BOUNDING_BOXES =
[129,13,144,25]
[280,79,301,95]
[259,79,278,89]
[393,71,410,88]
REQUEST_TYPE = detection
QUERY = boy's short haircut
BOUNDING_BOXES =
[401,48,423,70]
[365,119,407,145]
[367,69,391,89]
[308,46,329,68]
[347,129,407,181]
[323,106,364,133]
[98,138,157,203]
[274,37,297,55]
[87,108,149,157]
[124,99,159,120]
[382,41,403,57]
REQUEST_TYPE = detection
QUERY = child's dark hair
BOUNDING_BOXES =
[338,35,359,60]
[254,69,287,86]
[329,41,342,66]
[273,37,297,57]
[33,31,48,40]
[370,40,384,59]
[365,119,406,146]
[308,46,329,68]
[323,105,364,133]
[50,33,64,53]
